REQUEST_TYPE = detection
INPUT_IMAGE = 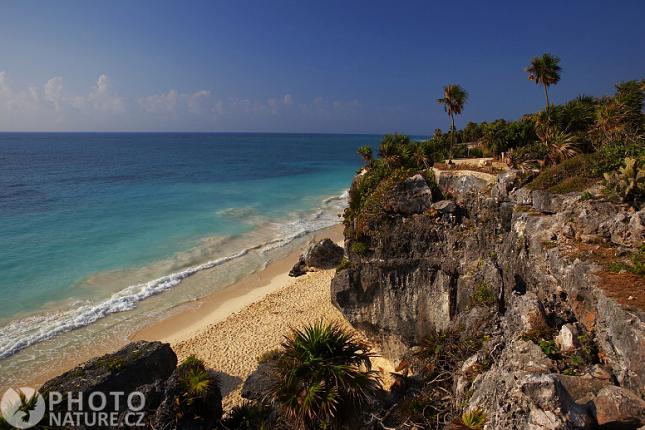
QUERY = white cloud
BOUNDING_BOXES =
[88,75,125,114]
[138,89,214,119]
[0,71,366,131]
[43,77,64,110]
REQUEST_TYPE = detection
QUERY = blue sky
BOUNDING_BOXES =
[1,1,644,134]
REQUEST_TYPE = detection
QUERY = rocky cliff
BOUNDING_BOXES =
[331,168,645,428]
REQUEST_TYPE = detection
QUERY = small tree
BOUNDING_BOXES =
[269,322,380,430]
[525,53,562,108]
[436,84,469,161]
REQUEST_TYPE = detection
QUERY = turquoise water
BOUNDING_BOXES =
[0,133,381,374]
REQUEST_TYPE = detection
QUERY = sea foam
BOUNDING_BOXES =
[0,190,349,360]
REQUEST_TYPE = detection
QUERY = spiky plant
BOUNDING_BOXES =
[450,409,487,429]
[174,356,222,427]
[412,141,432,170]
[221,402,272,430]
[525,53,562,108]
[604,157,645,204]
[378,133,411,170]
[180,369,212,399]
[269,321,380,430]
[436,84,469,161]
[357,145,373,166]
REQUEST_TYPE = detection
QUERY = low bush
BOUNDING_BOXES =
[525,154,599,193]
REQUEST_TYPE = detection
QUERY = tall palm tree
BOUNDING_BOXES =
[269,321,380,430]
[525,53,562,108]
[436,84,469,161]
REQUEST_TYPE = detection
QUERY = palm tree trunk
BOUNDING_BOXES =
[544,84,549,108]
[450,113,455,162]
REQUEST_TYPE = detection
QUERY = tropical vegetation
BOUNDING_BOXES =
[436,83,469,160]
[267,321,380,430]
[525,52,562,107]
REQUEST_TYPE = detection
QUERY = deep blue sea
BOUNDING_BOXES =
[0,132,385,388]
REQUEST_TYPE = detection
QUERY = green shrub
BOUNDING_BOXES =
[257,348,281,364]
[516,142,548,162]
[471,281,497,307]
[579,191,593,201]
[468,147,483,158]
[174,356,222,427]
[525,153,599,193]
[336,258,354,272]
[352,241,368,255]
[221,402,272,429]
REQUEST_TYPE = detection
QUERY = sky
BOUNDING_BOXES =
[1,1,644,134]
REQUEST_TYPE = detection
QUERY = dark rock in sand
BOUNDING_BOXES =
[289,238,344,277]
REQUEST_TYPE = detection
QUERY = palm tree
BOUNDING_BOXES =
[378,132,411,170]
[525,53,562,108]
[412,141,432,170]
[269,321,380,430]
[357,145,373,166]
[436,84,469,161]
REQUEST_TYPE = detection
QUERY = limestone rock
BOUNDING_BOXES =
[40,341,177,416]
[593,385,645,428]
[520,374,595,430]
[289,238,344,277]
[555,324,581,353]
[386,174,433,215]
[432,200,457,214]
[241,362,276,403]
[555,374,613,404]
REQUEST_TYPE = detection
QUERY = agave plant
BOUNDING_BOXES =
[269,321,380,430]
[450,409,487,429]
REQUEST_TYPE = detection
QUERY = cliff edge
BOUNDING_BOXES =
[332,167,645,429]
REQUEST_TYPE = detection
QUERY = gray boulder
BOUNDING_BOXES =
[289,238,344,277]
[432,200,457,214]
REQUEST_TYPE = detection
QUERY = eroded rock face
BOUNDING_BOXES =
[332,168,645,427]
[40,341,178,429]
[41,341,177,412]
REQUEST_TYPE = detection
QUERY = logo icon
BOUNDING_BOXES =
[1,388,46,429]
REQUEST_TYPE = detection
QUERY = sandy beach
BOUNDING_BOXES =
[134,224,393,409]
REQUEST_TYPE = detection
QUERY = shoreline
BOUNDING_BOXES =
[131,223,390,409]
[13,224,347,393]
[132,224,345,344]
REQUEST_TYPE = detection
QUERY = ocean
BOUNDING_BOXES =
[0,132,378,389]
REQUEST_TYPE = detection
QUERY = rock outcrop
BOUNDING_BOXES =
[38,340,222,430]
[332,168,645,428]
[289,238,344,277]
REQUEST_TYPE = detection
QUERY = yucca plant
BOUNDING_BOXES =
[450,409,487,429]
[269,321,380,430]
